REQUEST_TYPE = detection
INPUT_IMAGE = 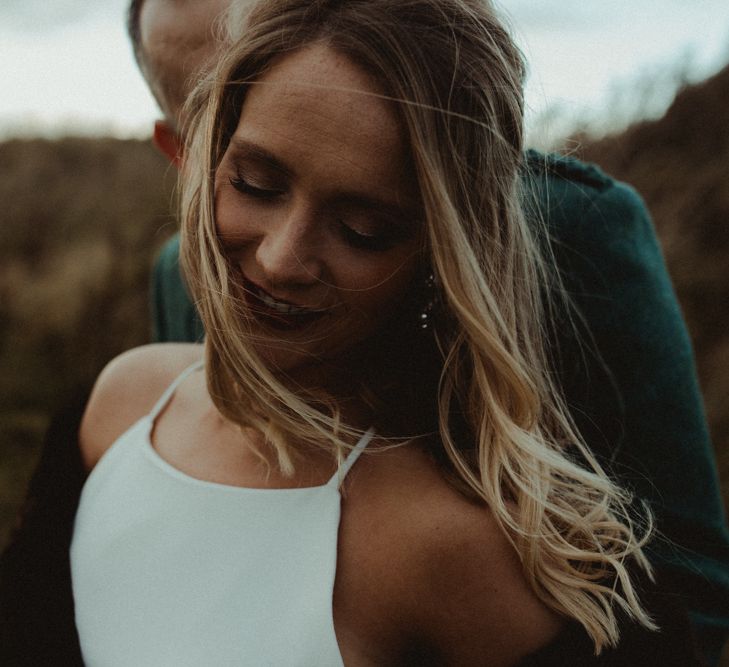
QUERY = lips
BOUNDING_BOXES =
[241,278,331,331]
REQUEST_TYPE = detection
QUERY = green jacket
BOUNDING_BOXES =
[151,151,729,663]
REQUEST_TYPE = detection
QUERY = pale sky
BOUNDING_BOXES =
[1,0,727,141]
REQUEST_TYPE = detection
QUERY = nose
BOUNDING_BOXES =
[254,206,324,287]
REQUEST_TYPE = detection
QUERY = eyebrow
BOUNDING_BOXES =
[225,138,421,221]
[226,139,294,179]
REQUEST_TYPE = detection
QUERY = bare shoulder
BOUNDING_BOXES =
[79,343,204,471]
[340,443,564,666]
[413,484,564,665]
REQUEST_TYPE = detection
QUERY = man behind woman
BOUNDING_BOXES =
[1,0,727,664]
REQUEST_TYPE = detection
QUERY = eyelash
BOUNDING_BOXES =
[228,173,400,253]
[337,223,398,252]
[229,175,282,200]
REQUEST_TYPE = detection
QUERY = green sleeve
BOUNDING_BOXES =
[524,151,728,663]
[150,235,204,343]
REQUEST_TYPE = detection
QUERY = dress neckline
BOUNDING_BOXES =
[140,416,375,494]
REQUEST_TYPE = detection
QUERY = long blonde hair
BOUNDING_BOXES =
[180,0,654,652]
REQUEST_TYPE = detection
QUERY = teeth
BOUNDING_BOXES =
[255,287,315,315]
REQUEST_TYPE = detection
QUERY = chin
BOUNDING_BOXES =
[252,339,351,388]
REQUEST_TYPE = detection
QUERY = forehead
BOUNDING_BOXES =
[139,0,230,48]
[139,0,232,105]
[139,0,231,50]
[233,44,412,195]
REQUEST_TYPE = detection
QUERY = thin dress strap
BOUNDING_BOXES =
[148,360,205,422]
[327,426,375,488]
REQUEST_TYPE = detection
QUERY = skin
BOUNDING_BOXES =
[214,43,422,383]
[138,0,233,160]
[81,43,563,666]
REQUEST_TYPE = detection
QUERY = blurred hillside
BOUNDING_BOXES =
[577,62,729,507]
[0,63,728,554]
[0,138,176,544]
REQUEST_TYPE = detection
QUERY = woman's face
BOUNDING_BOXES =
[214,43,423,378]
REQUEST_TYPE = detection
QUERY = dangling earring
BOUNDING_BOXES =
[419,272,439,330]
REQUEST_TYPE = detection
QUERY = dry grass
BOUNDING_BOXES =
[0,137,176,546]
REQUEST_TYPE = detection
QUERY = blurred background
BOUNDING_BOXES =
[1,0,728,644]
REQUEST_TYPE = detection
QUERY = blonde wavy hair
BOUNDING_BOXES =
[179,0,655,653]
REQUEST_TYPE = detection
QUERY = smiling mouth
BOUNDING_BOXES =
[242,279,331,330]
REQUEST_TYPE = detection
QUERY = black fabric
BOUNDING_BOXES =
[0,389,88,666]
[520,572,704,666]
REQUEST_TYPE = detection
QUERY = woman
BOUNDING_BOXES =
[70,0,689,664]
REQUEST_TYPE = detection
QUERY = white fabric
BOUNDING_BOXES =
[70,364,374,666]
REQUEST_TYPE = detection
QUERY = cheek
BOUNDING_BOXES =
[343,253,420,318]
[214,192,256,256]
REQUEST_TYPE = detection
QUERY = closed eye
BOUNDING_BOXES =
[229,174,283,200]
[337,220,401,252]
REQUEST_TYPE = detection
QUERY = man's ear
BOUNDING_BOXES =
[152,120,183,168]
